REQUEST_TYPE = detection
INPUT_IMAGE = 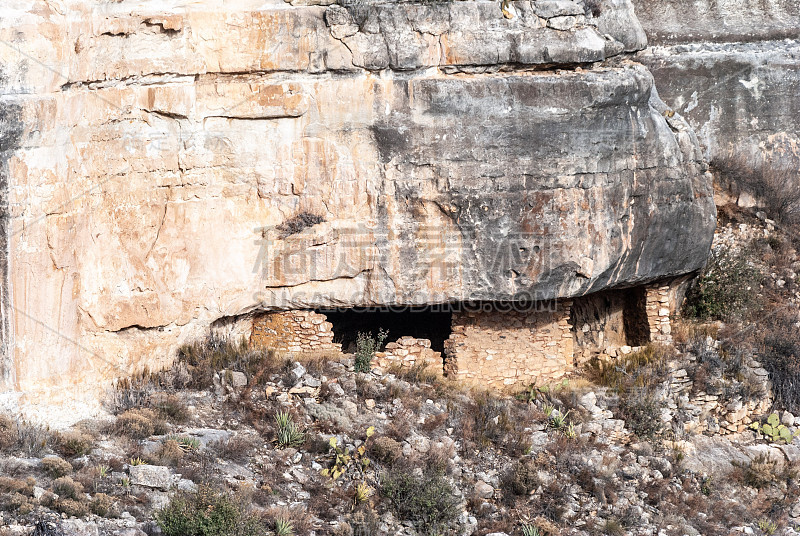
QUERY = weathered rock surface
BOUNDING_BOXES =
[633,0,800,162]
[0,0,715,423]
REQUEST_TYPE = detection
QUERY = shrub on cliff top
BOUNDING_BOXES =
[682,243,762,322]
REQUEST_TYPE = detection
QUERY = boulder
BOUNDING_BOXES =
[129,465,172,490]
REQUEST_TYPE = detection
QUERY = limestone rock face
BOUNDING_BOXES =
[633,0,800,162]
[0,0,715,424]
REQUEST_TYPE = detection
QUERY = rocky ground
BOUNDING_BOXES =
[2,203,800,536]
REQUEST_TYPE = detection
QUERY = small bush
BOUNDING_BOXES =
[0,491,31,513]
[51,476,83,500]
[41,456,73,478]
[349,506,381,536]
[758,311,800,413]
[276,211,325,238]
[500,458,540,501]
[380,466,460,536]
[369,436,402,465]
[150,440,185,466]
[683,243,762,321]
[55,431,94,458]
[354,329,388,373]
[0,476,34,496]
[0,415,53,456]
[115,408,166,440]
[463,391,513,449]
[0,414,15,451]
[150,393,190,423]
[16,419,54,456]
[617,391,664,440]
[155,485,266,536]
[90,493,115,517]
[54,498,89,517]
[730,454,791,490]
[712,154,800,224]
[209,436,257,464]
[177,335,286,390]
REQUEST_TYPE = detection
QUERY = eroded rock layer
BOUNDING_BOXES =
[0,0,715,423]
[633,0,800,162]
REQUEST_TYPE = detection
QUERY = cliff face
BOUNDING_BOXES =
[0,0,715,423]
[633,0,800,163]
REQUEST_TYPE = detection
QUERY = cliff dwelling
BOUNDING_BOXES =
[250,279,681,387]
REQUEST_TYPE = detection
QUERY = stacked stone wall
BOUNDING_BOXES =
[645,284,674,343]
[250,311,341,354]
[571,292,629,365]
[374,337,442,371]
[444,303,574,387]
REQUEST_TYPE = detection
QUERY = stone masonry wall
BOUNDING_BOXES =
[444,303,574,387]
[250,311,341,354]
[374,337,442,372]
[645,284,674,344]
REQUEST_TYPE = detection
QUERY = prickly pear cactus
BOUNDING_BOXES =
[750,413,800,444]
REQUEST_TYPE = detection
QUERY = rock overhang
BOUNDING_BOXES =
[0,0,715,423]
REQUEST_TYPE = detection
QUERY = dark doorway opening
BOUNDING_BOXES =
[319,307,453,354]
[623,287,650,347]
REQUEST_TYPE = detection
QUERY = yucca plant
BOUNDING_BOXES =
[96,464,111,478]
[353,481,372,505]
[275,411,304,449]
[521,525,541,536]
[274,518,294,536]
[164,435,201,451]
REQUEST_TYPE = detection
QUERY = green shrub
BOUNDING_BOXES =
[41,456,73,478]
[155,485,266,536]
[617,391,664,441]
[380,466,459,536]
[354,329,388,373]
[682,244,762,321]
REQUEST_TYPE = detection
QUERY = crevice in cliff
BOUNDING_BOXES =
[146,203,168,260]
[262,268,372,289]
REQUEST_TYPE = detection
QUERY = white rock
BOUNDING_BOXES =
[129,465,172,490]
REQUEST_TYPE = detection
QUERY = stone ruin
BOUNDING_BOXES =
[250,278,686,388]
